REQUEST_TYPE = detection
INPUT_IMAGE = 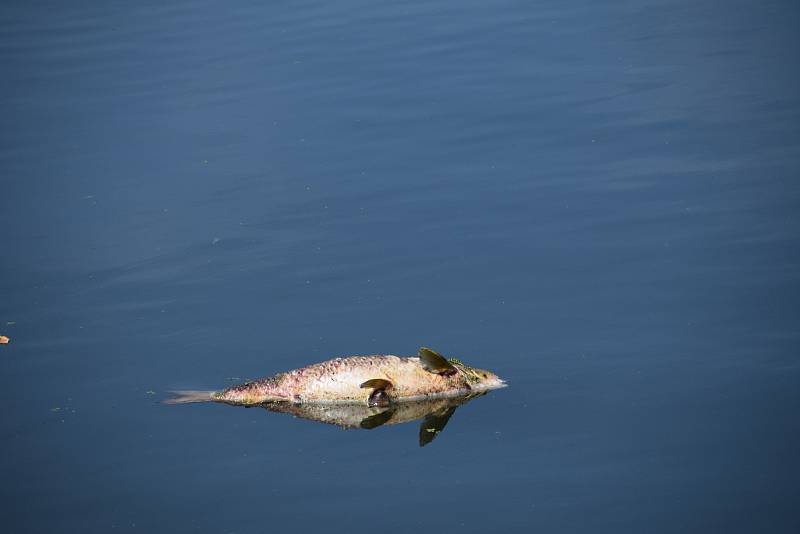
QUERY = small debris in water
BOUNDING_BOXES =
[146,390,156,395]
[0,336,10,344]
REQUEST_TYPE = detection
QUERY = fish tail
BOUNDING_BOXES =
[163,390,218,405]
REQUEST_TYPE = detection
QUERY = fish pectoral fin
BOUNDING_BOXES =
[418,406,459,447]
[359,378,394,390]
[418,347,457,376]
[360,378,393,407]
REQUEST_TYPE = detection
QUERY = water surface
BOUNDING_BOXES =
[1,1,799,532]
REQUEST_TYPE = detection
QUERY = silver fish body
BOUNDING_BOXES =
[215,352,505,405]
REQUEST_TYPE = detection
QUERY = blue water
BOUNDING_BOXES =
[2,0,799,532]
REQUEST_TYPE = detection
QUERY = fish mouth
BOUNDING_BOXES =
[493,375,509,389]
[473,377,507,392]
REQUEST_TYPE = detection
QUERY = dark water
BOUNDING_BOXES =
[2,0,799,532]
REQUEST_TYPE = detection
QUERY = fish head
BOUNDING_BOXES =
[467,367,506,390]
[449,359,506,390]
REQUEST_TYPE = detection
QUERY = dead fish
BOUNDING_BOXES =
[167,347,506,406]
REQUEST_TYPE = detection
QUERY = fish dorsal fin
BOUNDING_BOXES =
[360,378,394,390]
[418,347,457,376]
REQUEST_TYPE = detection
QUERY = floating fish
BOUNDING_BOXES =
[167,347,505,406]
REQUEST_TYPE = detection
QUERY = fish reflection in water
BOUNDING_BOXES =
[234,393,491,447]
[167,348,506,446]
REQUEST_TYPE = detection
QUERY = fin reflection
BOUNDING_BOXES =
[246,393,490,447]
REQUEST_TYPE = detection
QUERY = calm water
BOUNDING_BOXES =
[1,0,799,532]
